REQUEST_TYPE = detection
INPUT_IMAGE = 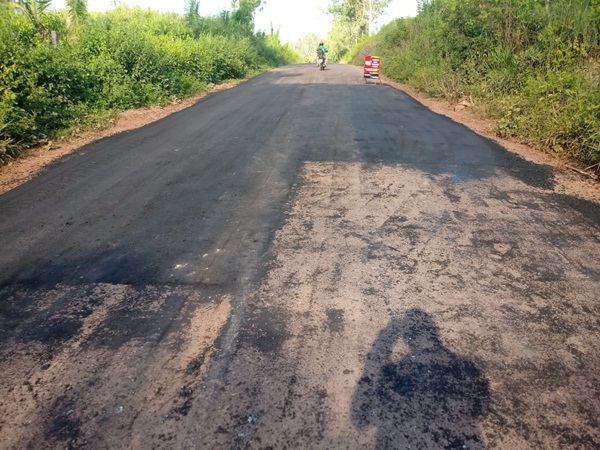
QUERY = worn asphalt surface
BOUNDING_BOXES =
[0,64,599,449]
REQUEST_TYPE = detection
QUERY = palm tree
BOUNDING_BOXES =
[65,0,88,28]
[13,0,52,33]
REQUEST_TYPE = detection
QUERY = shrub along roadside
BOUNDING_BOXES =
[350,0,600,171]
[0,6,300,164]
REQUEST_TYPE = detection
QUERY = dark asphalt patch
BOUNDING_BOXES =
[0,287,91,344]
[238,305,288,353]
[0,284,220,353]
[25,316,83,344]
[326,308,344,333]
[45,395,83,450]
[83,292,187,350]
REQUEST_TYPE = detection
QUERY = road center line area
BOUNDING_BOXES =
[0,64,599,449]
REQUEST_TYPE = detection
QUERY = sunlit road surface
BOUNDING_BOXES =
[0,64,599,449]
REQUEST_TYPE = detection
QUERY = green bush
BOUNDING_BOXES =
[0,5,298,164]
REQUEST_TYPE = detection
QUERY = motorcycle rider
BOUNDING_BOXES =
[316,41,328,67]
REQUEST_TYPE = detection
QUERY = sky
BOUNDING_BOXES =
[50,0,419,44]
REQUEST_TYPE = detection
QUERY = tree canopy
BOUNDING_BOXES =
[326,0,391,61]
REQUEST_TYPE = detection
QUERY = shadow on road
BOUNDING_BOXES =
[352,308,490,449]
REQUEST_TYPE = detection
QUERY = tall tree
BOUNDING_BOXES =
[293,32,321,62]
[328,0,391,39]
[231,0,261,26]
[185,0,200,27]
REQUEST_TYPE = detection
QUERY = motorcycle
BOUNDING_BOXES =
[317,49,326,70]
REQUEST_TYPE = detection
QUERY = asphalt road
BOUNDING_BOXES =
[0,64,599,449]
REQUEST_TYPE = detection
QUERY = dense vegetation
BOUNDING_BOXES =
[347,0,600,169]
[0,0,299,164]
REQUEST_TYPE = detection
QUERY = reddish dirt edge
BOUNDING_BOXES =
[1,71,598,203]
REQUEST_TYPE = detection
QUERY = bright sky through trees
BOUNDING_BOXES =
[50,0,418,43]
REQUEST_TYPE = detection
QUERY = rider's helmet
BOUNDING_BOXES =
[319,42,324,46]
